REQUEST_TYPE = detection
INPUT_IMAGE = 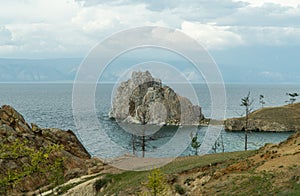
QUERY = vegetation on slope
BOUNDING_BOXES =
[95,151,254,195]
[91,132,300,195]
[225,103,300,131]
[249,102,300,126]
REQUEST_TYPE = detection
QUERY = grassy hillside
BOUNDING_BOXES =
[250,102,300,126]
[225,103,300,131]
[59,132,300,196]
[99,151,254,195]
[97,132,300,195]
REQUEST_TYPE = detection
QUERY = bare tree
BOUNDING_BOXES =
[259,94,265,108]
[131,134,136,155]
[129,107,150,158]
[140,110,147,157]
[241,91,254,151]
[286,93,299,104]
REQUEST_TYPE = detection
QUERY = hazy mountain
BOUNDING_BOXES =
[0,58,81,82]
[0,57,299,84]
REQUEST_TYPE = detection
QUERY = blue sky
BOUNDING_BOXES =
[0,0,300,83]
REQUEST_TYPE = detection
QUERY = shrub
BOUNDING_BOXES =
[94,176,112,192]
[174,184,185,195]
[145,169,167,196]
[0,140,64,194]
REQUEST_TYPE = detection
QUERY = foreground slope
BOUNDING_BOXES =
[90,132,299,195]
[182,131,300,195]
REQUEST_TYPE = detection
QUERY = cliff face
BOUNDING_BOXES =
[224,103,300,132]
[109,71,203,125]
[0,105,103,194]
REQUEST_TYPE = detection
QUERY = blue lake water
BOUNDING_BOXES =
[0,83,297,158]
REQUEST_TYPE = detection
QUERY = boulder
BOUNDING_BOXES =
[0,105,31,133]
[109,71,203,125]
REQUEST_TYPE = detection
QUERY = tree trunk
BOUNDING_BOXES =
[132,134,136,155]
[245,105,249,151]
[245,130,248,151]
[142,135,145,158]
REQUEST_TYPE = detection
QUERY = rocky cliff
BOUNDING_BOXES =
[109,71,203,125]
[0,105,103,195]
[224,103,300,132]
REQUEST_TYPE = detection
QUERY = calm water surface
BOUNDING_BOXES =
[0,83,297,158]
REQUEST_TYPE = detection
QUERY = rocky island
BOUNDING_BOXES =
[109,71,203,125]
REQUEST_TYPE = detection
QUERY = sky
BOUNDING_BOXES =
[0,0,300,83]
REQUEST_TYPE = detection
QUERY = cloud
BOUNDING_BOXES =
[229,26,300,47]
[0,26,13,45]
[0,0,87,58]
[0,0,183,57]
[77,0,247,21]
[218,3,300,27]
[180,21,244,49]
[0,0,300,58]
[233,0,300,8]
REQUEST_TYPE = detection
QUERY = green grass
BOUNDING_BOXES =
[100,171,149,195]
[99,150,255,195]
[277,173,300,196]
[230,172,278,195]
[161,151,255,174]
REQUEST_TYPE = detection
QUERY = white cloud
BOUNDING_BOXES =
[0,0,300,58]
[0,0,183,57]
[218,3,300,27]
[233,0,300,8]
[0,26,13,45]
[0,0,86,57]
[71,3,182,36]
[230,26,300,46]
[180,21,244,49]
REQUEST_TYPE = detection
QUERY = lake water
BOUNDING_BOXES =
[0,83,297,158]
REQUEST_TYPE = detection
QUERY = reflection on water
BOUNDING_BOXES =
[91,114,292,158]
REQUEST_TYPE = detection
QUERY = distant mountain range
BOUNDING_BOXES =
[0,58,299,84]
[0,58,81,82]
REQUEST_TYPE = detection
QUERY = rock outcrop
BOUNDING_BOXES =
[224,103,300,132]
[109,71,203,125]
[0,105,103,194]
